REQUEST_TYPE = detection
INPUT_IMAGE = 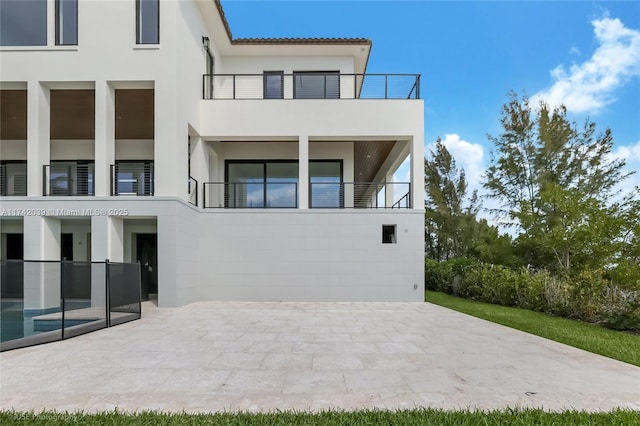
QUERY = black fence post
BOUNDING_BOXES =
[60,260,65,340]
[105,259,110,327]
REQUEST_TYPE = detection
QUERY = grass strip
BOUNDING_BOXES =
[1,408,639,425]
[426,290,640,367]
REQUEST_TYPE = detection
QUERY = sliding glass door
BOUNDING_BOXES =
[226,161,298,208]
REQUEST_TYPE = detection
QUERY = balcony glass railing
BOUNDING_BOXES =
[0,162,27,196]
[203,73,420,100]
[111,162,154,196]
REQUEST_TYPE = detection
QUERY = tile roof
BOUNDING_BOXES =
[214,0,372,46]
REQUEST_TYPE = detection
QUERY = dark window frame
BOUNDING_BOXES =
[136,0,159,45]
[263,71,284,99]
[55,0,78,46]
[225,159,299,208]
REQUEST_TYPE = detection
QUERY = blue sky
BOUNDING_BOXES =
[221,0,640,203]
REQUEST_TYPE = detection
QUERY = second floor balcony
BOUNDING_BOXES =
[203,73,420,100]
[203,181,411,209]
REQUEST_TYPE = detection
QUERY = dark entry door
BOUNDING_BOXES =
[136,234,157,301]
[2,234,24,298]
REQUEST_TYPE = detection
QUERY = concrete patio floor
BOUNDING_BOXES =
[1,301,639,413]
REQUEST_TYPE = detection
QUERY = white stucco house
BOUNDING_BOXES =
[0,0,425,307]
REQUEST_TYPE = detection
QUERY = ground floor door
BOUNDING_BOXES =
[2,233,24,298]
[136,233,157,301]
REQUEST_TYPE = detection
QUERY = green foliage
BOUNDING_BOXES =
[425,138,483,262]
[2,408,639,426]
[484,91,639,279]
[427,290,640,367]
[424,259,640,332]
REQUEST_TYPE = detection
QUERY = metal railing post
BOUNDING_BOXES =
[60,260,66,340]
[232,75,236,99]
[203,182,207,208]
[105,259,110,327]
[42,165,46,196]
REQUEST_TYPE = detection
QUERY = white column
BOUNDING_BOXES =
[385,170,395,208]
[298,135,309,209]
[191,134,208,207]
[94,82,115,196]
[154,82,185,197]
[91,215,124,263]
[23,216,60,313]
[157,214,177,307]
[26,82,50,196]
[90,215,123,308]
[410,136,424,210]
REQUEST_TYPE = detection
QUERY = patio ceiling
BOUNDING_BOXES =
[354,140,397,183]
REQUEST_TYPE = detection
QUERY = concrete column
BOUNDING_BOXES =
[157,214,177,307]
[23,216,60,313]
[94,82,115,196]
[90,215,123,309]
[26,82,50,196]
[91,215,124,262]
[410,136,424,210]
[154,82,185,197]
[298,135,309,209]
[190,134,208,207]
[385,170,395,208]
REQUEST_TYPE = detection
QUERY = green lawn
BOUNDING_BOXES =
[426,290,640,367]
[1,409,639,425]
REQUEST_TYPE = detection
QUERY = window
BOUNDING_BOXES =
[294,72,340,99]
[136,0,159,44]
[382,225,397,244]
[49,161,94,196]
[55,0,78,46]
[226,161,298,208]
[0,161,27,196]
[0,0,47,46]
[309,160,343,208]
[264,72,284,99]
[114,161,154,195]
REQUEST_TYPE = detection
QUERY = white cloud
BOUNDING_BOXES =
[430,134,485,192]
[532,17,640,114]
[610,140,640,196]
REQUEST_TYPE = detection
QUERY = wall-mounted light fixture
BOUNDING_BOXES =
[202,36,210,49]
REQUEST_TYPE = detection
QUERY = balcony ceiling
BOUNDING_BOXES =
[115,89,154,139]
[354,140,396,183]
[0,90,27,140]
[50,90,95,140]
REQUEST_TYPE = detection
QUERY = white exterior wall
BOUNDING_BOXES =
[199,210,424,301]
[1,0,425,306]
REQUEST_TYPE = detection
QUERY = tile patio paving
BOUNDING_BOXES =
[1,301,639,413]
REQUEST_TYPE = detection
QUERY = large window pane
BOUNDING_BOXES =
[115,162,153,195]
[56,0,78,46]
[0,0,47,46]
[49,161,94,196]
[294,72,339,99]
[266,162,298,208]
[227,163,264,208]
[136,0,159,44]
[0,162,27,196]
[310,161,343,208]
[264,72,283,99]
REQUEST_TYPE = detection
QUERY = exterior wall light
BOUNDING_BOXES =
[202,36,210,49]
